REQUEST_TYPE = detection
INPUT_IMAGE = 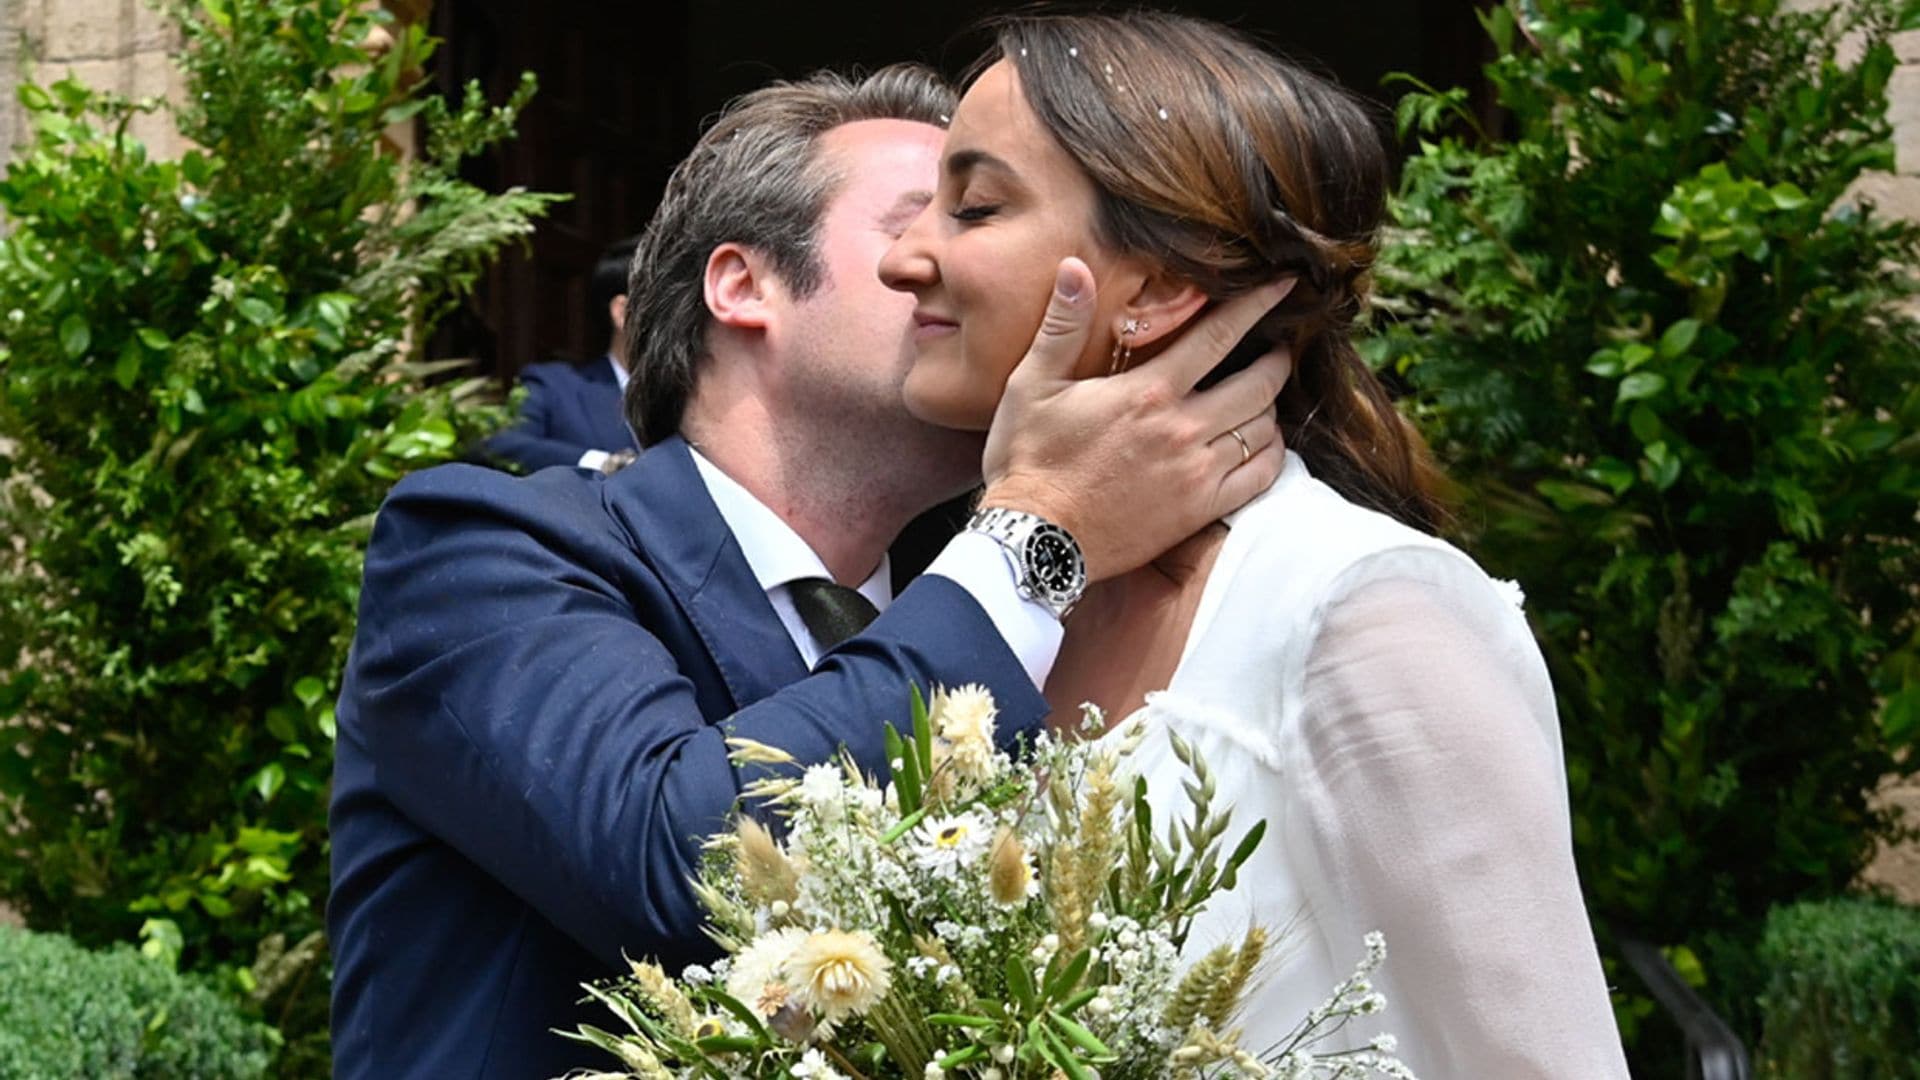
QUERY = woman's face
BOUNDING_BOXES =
[879,60,1137,431]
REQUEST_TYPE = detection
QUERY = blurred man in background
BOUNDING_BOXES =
[483,235,641,473]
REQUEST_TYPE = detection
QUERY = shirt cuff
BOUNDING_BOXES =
[577,449,610,472]
[924,531,1064,691]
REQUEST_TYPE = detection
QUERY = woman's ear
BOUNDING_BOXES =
[703,242,775,332]
[1117,269,1210,351]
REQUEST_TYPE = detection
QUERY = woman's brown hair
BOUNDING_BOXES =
[988,11,1447,532]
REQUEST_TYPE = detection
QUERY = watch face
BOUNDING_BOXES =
[1025,525,1086,598]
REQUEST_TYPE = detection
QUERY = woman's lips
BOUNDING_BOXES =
[912,312,959,341]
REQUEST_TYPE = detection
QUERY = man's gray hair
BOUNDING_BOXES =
[623,64,955,446]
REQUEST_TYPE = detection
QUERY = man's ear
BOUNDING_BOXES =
[703,243,776,331]
[1117,268,1210,350]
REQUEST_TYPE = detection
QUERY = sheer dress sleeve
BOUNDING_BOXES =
[1292,565,1629,1078]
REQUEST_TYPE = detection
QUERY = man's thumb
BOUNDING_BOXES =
[1021,257,1096,377]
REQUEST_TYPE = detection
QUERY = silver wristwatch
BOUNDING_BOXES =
[966,506,1088,621]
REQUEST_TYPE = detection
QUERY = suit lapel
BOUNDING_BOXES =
[600,437,809,711]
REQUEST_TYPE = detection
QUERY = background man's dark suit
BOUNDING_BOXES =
[328,437,1048,1078]
[483,356,638,472]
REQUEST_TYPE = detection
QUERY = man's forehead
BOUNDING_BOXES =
[817,118,943,217]
[817,117,946,164]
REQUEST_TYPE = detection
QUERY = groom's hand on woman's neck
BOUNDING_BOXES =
[980,258,1296,582]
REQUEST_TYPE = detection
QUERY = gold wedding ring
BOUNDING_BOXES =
[1228,425,1251,464]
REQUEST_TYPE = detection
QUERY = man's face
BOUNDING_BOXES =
[772,119,982,489]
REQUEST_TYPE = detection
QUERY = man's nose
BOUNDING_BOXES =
[878,214,937,291]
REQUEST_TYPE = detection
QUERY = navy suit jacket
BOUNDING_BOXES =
[328,437,1047,1078]
[484,356,638,472]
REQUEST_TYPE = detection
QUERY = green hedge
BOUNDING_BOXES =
[1757,898,1920,1079]
[0,925,274,1079]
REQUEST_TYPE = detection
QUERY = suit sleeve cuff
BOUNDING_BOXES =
[924,531,1063,690]
[577,449,610,472]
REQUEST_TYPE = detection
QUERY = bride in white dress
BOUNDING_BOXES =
[878,11,1631,1077]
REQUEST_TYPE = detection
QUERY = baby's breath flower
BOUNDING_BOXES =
[798,763,849,822]
[791,1047,844,1079]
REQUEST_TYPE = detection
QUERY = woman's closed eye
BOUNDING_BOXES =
[949,202,1002,223]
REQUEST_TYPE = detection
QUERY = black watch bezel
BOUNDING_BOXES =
[1015,521,1087,617]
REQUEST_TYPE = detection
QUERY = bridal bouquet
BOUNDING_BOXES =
[562,687,1414,1079]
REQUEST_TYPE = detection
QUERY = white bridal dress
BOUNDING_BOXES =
[1111,455,1632,1078]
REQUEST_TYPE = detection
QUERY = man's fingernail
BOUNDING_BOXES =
[1055,264,1085,305]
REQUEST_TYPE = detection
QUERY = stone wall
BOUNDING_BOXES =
[0,0,184,170]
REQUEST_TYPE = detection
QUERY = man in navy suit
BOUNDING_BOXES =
[483,237,643,474]
[329,64,1290,1078]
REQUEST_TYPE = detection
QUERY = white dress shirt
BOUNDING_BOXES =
[687,448,1062,685]
[576,356,632,473]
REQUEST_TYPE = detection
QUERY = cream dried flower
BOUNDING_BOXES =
[726,926,808,1017]
[789,928,893,1023]
[987,828,1037,907]
[734,816,800,907]
[934,684,998,781]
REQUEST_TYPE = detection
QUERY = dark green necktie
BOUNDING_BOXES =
[788,577,880,651]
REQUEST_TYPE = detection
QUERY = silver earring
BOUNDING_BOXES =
[1109,318,1149,375]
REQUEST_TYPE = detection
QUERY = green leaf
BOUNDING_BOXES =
[1769,182,1810,210]
[16,83,53,111]
[1224,819,1268,873]
[265,705,300,744]
[1006,953,1038,1012]
[937,1046,987,1069]
[1643,442,1682,491]
[927,1013,999,1028]
[137,327,171,351]
[912,684,935,780]
[317,707,338,741]
[1656,319,1701,359]
[114,340,142,390]
[236,297,277,327]
[294,676,326,709]
[879,805,929,845]
[59,314,91,359]
[1042,947,1091,1001]
[1617,372,1668,405]
[1536,480,1615,512]
[252,762,286,803]
[1883,686,1920,747]
[1049,1013,1114,1059]
[139,918,184,968]
[1036,1023,1091,1080]
[1663,943,1707,988]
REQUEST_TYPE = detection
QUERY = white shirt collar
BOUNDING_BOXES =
[687,446,892,610]
[608,354,630,392]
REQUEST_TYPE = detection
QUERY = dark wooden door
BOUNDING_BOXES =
[430,0,691,377]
